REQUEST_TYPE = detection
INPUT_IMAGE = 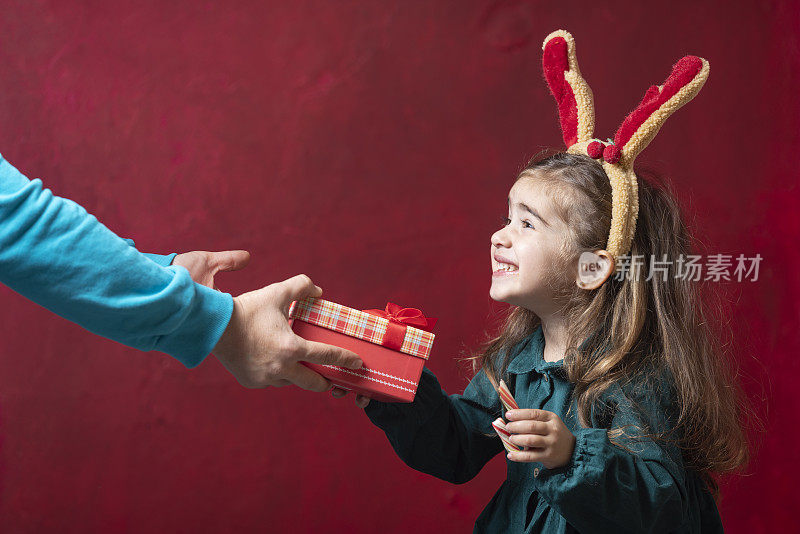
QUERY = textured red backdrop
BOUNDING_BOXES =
[1,1,797,532]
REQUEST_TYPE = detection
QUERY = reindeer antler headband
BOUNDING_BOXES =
[541,30,709,261]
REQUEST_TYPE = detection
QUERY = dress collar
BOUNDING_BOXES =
[506,324,565,375]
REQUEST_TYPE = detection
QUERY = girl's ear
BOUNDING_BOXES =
[576,250,615,290]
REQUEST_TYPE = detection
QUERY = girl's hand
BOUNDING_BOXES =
[331,386,371,408]
[504,409,576,469]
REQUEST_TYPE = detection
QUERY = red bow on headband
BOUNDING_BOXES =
[364,303,437,351]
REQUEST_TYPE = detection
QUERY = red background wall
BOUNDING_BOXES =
[1,1,797,531]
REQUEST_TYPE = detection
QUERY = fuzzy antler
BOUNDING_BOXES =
[539,30,709,262]
[542,30,595,147]
[605,56,710,166]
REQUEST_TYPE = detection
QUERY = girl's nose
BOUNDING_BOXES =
[491,227,511,248]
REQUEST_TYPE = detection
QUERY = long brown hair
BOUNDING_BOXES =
[477,151,751,497]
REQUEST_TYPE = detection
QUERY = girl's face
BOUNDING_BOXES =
[490,175,572,314]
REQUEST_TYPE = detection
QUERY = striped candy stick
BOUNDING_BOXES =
[498,379,519,412]
[492,418,522,453]
[493,380,527,452]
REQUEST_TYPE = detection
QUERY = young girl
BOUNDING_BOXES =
[334,31,749,532]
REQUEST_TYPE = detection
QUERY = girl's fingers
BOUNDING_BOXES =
[505,409,552,422]
[509,434,548,449]
[507,450,546,463]
[505,419,549,435]
[329,388,370,409]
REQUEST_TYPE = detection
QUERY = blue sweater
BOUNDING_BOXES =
[0,154,233,367]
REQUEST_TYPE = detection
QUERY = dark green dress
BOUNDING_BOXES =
[365,325,723,533]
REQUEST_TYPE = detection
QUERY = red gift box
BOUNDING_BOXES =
[288,298,436,402]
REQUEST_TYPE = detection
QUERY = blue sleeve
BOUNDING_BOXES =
[364,367,504,484]
[533,377,689,532]
[121,238,177,267]
[0,155,233,368]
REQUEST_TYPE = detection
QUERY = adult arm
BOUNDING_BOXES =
[122,238,177,268]
[0,154,362,388]
[0,154,232,367]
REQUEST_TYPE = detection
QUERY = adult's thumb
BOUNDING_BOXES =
[213,250,251,272]
[299,339,362,370]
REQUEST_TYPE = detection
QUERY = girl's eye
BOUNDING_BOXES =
[501,217,534,229]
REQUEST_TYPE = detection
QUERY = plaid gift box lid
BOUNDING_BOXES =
[288,297,435,360]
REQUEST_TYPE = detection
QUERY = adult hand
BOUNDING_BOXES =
[504,409,576,469]
[212,274,362,392]
[173,250,251,289]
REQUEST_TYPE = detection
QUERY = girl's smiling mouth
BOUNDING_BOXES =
[493,253,519,276]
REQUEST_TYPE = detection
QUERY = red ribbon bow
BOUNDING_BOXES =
[364,303,437,351]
